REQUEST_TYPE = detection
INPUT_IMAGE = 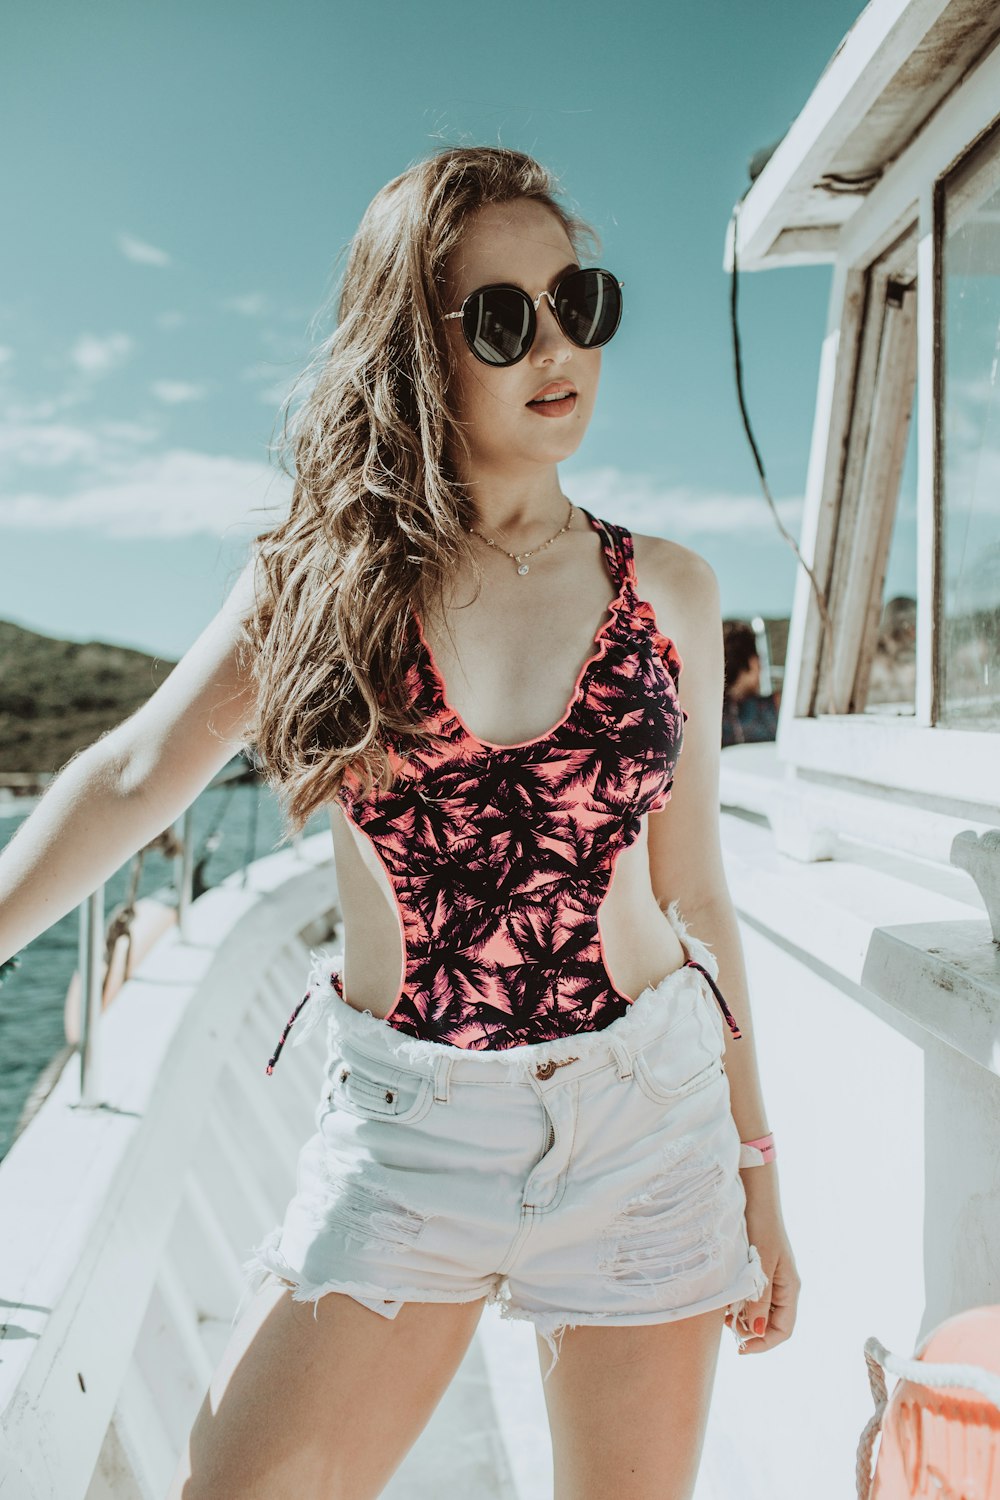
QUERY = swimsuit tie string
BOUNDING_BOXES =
[683,958,743,1040]
[266,991,314,1074]
[266,969,347,1074]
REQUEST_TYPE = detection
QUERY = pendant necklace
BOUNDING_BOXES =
[468,496,574,576]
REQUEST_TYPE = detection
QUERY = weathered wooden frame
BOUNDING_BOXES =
[777,37,1000,814]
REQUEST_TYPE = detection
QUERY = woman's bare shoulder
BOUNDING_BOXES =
[631,530,718,613]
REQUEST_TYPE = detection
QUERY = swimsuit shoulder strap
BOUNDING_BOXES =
[580,508,637,596]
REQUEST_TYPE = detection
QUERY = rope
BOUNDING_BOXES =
[728,196,838,715]
[855,1334,1000,1498]
[99,761,260,990]
[101,847,145,999]
[195,758,261,895]
[100,826,184,999]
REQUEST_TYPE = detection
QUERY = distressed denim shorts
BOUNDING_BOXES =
[239,902,769,1378]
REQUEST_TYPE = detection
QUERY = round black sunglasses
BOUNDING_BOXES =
[442,266,624,368]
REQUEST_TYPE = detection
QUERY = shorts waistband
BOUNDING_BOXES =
[264,899,740,1081]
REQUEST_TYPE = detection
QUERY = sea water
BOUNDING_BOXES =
[0,774,330,1161]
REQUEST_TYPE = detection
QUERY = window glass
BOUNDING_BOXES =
[863,371,918,714]
[939,130,1000,728]
[813,239,917,720]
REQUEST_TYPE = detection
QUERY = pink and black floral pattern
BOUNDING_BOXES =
[332,508,689,1051]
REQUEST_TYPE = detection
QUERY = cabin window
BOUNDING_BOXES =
[813,225,919,719]
[937,122,1000,730]
[771,79,1000,812]
[861,352,919,717]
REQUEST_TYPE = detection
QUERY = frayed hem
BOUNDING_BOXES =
[493,1295,572,1382]
[234,1226,498,1327]
[493,1243,770,1382]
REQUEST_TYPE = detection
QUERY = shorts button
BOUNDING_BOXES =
[535,1060,556,1080]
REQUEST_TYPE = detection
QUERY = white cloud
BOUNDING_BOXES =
[0,422,103,468]
[0,449,292,538]
[151,379,208,404]
[0,345,13,366]
[99,419,161,444]
[69,332,135,377]
[0,435,802,550]
[118,233,171,267]
[223,292,267,317]
[156,310,186,330]
[3,393,82,421]
[0,416,159,472]
[943,442,1000,516]
[565,466,804,537]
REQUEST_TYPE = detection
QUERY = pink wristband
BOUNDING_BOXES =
[738,1132,776,1167]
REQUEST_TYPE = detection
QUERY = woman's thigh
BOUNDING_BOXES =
[167,1280,488,1500]
[540,1305,727,1500]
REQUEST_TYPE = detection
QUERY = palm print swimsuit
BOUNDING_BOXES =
[266,507,742,1066]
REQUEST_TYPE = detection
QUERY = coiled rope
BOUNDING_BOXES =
[856,1334,1000,1498]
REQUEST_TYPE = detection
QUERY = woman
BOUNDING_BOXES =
[0,145,799,1499]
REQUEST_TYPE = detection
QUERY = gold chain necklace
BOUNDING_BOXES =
[467,497,575,576]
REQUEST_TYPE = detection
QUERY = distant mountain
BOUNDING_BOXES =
[0,620,178,775]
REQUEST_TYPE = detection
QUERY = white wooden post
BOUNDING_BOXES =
[78,886,105,1106]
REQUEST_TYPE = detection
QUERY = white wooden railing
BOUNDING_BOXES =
[0,835,338,1498]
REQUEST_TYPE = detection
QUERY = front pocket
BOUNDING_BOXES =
[633,1051,725,1106]
[326,1051,434,1125]
[631,1006,726,1106]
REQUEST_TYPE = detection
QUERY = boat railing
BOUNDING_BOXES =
[0,832,338,1499]
[73,754,301,1109]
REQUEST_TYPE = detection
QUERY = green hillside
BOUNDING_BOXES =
[0,620,178,775]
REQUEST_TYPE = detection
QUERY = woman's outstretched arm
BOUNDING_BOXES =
[0,550,262,966]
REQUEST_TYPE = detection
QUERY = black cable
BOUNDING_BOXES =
[728,195,837,714]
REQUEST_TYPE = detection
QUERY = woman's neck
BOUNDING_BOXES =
[464,480,571,542]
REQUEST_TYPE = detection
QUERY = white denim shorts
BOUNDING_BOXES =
[240,902,769,1377]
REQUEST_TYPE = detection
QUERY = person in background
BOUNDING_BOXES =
[865,595,917,708]
[722,620,780,747]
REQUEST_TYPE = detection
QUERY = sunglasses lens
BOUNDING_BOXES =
[555,269,622,349]
[462,288,533,366]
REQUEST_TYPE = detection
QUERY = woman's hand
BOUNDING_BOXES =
[725,1172,801,1354]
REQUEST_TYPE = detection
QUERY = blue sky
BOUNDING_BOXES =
[0,0,867,659]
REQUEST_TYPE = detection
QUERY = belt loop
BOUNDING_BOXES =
[433,1056,454,1104]
[610,1039,633,1081]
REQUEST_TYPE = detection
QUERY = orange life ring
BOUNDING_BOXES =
[868,1305,1000,1498]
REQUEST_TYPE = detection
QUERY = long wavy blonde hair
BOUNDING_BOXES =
[238,144,599,838]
